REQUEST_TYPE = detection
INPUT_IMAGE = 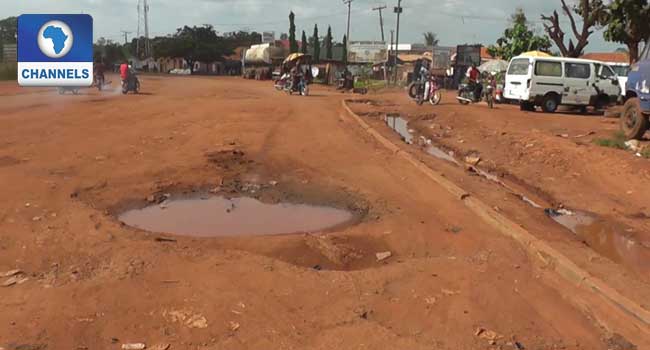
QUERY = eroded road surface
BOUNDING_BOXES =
[0,76,648,349]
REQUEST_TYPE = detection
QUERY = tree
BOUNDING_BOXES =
[342,35,348,64]
[93,38,128,66]
[488,9,552,60]
[601,0,650,63]
[325,26,333,59]
[0,17,17,44]
[153,25,232,74]
[289,12,298,53]
[541,0,607,57]
[423,32,439,47]
[312,25,320,62]
[225,30,262,47]
[301,30,308,54]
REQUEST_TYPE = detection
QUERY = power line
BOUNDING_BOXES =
[120,30,132,44]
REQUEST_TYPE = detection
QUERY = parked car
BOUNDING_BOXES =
[620,43,650,140]
[505,56,621,113]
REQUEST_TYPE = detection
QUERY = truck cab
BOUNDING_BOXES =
[621,41,650,139]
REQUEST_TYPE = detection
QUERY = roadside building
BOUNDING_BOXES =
[581,52,629,64]
[1,44,17,62]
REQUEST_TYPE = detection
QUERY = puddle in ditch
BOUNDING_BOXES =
[385,114,414,144]
[381,113,649,274]
[546,209,650,274]
[382,114,542,208]
[119,196,355,237]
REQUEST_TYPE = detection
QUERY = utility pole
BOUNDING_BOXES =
[136,0,141,57]
[372,5,387,42]
[388,30,397,84]
[120,30,132,45]
[343,0,353,51]
[143,0,150,57]
[393,0,403,84]
[389,30,394,84]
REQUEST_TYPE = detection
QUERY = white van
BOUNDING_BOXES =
[605,62,630,96]
[505,56,621,113]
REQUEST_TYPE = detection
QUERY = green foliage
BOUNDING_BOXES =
[301,31,308,54]
[312,25,320,63]
[641,147,650,159]
[153,25,232,73]
[0,62,17,81]
[423,32,439,47]
[601,0,650,63]
[593,131,628,149]
[225,30,262,47]
[326,26,333,59]
[289,12,298,54]
[354,79,386,91]
[488,9,551,60]
[93,38,128,66]
[0,17,17,44]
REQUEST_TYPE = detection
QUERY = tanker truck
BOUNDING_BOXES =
[242,43,287,80]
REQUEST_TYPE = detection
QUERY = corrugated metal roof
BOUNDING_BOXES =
[581,52,629,64]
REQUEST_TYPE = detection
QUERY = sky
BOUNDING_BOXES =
[2,0,621,52]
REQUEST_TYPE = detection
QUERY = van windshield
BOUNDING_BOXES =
[508,59,530,75]
[611,66,630,77]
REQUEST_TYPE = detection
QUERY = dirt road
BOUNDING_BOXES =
[0,76,646,349]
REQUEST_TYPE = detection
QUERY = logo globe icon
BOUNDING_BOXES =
[37,20,74,58]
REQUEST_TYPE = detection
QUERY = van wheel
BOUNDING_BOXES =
[541,95,559,113]
[520,101,535,111]
[620,98,649,140]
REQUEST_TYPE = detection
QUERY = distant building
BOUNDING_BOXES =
[1,44,17,62]
[581,52,629,64]
[348,41,387,63]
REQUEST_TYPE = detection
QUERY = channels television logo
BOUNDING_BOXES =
[18,14,93,87]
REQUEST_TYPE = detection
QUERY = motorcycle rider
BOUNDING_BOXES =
[418,59,431,100]
[466,63,482,101]
[119,60,129,86]
[94,59,106,85]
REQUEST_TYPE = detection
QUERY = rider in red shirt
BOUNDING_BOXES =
[120,61,129,82]
[466,63,482,101]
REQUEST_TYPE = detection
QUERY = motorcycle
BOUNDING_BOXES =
[484,83,495,109]
[122,73,140,94]
[457,80,494,108]
[287,75,309,96]
[274,73,291,91]
[94,73,106,91]
[410,76,441,106]
[456,82,479,105]
[57,87,80,95]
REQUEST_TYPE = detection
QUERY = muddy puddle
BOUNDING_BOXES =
[119,196,355,237]
[382,114,542,208]
[380,113,649,274]
[546,209,650,274]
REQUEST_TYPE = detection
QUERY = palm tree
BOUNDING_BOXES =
[423,32,439,47]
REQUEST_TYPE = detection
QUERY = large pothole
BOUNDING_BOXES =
[119,194,356,237]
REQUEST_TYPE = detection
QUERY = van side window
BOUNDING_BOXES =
[535,61,562,77]
[566,63,591,79]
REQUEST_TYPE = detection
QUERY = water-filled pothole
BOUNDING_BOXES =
[546,209,650,274]
[380,113,650,274]
[119,196,355,237]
